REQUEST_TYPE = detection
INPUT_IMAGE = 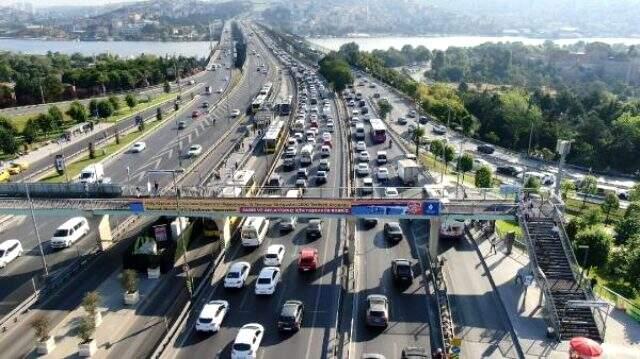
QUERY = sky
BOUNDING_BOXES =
[21,0,137,7]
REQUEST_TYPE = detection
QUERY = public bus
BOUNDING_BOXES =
[251,94,267,113]
[263,120,286,154]
[279,96,293,116]
[206,170,258,241]
[369,118,387,144]
[260,82,273,97]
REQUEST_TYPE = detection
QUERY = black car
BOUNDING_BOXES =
[277,300,304,332]
[497,165,521,177]
[358,100,366,107]
[418,116,429,124]
[401,347,429,358]
[477,144,495,154]
[392,259,413,284]
[362,218,378,229]
[397,117,407,125]
[383,222,404,242]
[361,107,369,115]
[306,219,323,239]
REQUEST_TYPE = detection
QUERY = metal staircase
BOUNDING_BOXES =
[520,200,605,342]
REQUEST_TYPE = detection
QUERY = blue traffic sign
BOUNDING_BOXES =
[129,202,145,214]
[422,201,440,216]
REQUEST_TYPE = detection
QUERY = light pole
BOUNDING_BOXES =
[25,183,49,276]
[147,169,193,296]
[554,140,572,196]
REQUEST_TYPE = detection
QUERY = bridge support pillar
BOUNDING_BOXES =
[98,215,113,251]
[429,217,440,262]
[221,218,233,250]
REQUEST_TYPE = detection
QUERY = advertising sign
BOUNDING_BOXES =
[422,200,440,216]
[153,224,168,242]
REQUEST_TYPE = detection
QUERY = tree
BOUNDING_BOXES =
[625,201,640,219]
[0,127,18,154]
[77,316,96,343]
[630,183,640,202]
[443,144,455,173]
[125,94,137,109]
[66,101,89,123]
[319,53,353,92]
[475,165,493,188]
[35,113,54,139]
[377,99,392,120]
[411,125,425,159]
[581,207,604,227]
[89,99,99,118]
[615,215,640,246]
[601,192,620,223]
[97,100,114,118]
[524,176,541,193]
[108,96,121,111]
[457,153,473,182]
[121,269,138,294]
[163,81,171,93]
[579,175,598,211]
[30,315,51,342]
[560,180,576,200]
[0,116,16,135]
[575,225,613,269]
[22,119,38,144]
[47,106,64,128]
[82,291,101,317]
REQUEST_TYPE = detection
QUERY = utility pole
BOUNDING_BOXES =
[39,82,45,104]
[555,140,572,196]
[25,183,49,276]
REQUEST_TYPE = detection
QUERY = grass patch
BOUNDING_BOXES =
[8,109,74,132]
[39,117,166,183]
[564,196,625,222]
[496,219,523,238]
[106,93,177,123]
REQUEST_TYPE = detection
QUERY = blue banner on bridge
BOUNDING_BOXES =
[422,201,440,216]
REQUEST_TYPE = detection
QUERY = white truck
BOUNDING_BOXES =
[398,159,420,186]
[77,163,109,184]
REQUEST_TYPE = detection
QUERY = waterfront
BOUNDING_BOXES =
[308,35,640,52]
[0,39,216,58]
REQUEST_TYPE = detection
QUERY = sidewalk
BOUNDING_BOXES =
[474,231,640,358]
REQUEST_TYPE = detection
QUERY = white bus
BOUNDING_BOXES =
[241,217,270,247]
[263,120,286,154]
[300,144,314,166]
[369,118,387,144]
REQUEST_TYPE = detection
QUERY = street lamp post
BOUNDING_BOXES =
[25,183,49,276]
[578,244,589,286]
[554,140,572,196]
[147,169,193,297]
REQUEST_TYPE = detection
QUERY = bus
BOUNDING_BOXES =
[214,170,258,243]
[260,82,273,97]
[252,94,267,113]
[369,118,387,144]
[263,120,286,154]
[279,96,293,116]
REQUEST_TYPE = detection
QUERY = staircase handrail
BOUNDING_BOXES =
[520,212,562,339]
[549,201,606,341]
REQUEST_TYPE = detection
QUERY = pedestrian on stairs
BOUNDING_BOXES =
[490,236,497,254]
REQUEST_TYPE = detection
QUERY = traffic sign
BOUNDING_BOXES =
[422,200,440,216]
[129,202,145,214]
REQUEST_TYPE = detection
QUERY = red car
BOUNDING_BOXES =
[298,248,318,272]
[191,110,199,118]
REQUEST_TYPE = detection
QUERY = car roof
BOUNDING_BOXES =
[281,301,302,316]
[200,300,227,318]
[0,239,20,250]
[258,267,279,278]
[367,294,388,309]
[267,244,284,254]
[230,261,250,272]
[58,216,87,229]
[300,247,317,256]
[236,323,263,343]
[393,259,411,267]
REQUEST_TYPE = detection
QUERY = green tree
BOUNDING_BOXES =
[630,183,640,202]
[47,105,64,128]
[615,215,640,246]
[35,113,54,138]
[443,144,455,173]
[22,119,38,144]
[377,99,392,120]
[475,165,493,188]
[625,201,640,218]
[560,180,576,200]
[524,176,541,193]
[0,127,18,154]
[108,96,121,111]
[581,207,604,227]
[97,100,114,118]
[319,53,353,92]
[66,101,89,123]
[411,125,425,159]
[457,153,473,182]
[601,192,620,223]
[0,116,16,135]
[163,81,171,93]
[89,99,99,118]
[574,225,613,269]
[125,94,137,109]
[579,175,598,211]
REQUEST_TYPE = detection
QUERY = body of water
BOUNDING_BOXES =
[308,36,640,52]
[0,39,216,58]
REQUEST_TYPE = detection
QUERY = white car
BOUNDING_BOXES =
[231,109,241,117]
[473,158,492,169]
[264,244,285,266]
[355,141,367,152]
[255,267,281,295]
[322,132,332,142]
[385,187,400,198]
[195,300,229,333]
[327,121,335,132]
[224,261,251,289]
[356,163,370,176]
[0,239,23,269]
[358,151,370,162]
[231,323,264,359]
[377,167,389,181]
[217,88,223,93]
[187,144,203,157]
[131,141,146,153]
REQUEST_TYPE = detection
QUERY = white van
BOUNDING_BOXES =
[0,239,23,268]
[355,123,365,140]
[280,190,300,231]
[50,217,90,249]
[241,217,269,247]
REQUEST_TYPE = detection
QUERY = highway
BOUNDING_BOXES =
[163,28,347,359]
[0,23,244,317]
[345,90,436,357]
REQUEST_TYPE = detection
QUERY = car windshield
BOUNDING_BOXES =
[226,272,240,279]
[397,265,411,274]
[79,172,92,179]
[279,314,295,322]
[389,225,401,232]
[53,229,69,237]
[301,257,314,263]
[265,253,277,259]
[198,317,213,323]
[232,343,251,351]
[0,249,5,257]
[257,277,271,285]
[369,310,385,317]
